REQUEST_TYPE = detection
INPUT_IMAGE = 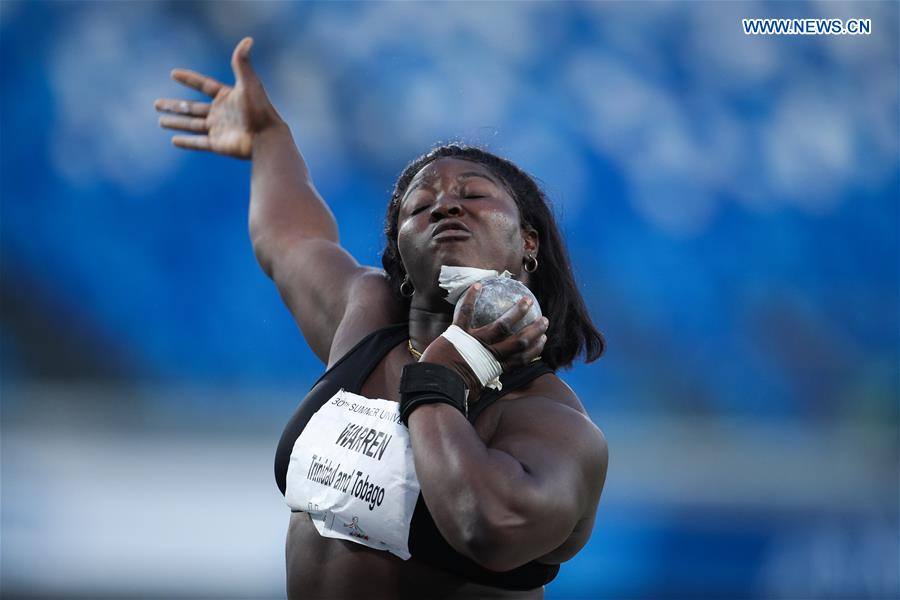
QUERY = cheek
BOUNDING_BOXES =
[483,211,522,246]
[396,222,415,261]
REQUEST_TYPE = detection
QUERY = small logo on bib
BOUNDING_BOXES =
[344,516,369,540]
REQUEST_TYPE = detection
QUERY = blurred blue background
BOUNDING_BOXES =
[1,1,897,598]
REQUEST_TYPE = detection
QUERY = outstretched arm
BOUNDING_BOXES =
[155,39,380,362]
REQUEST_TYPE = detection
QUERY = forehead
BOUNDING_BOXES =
[407,157,501,188]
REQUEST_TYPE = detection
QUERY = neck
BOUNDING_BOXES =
[407,299,453,353]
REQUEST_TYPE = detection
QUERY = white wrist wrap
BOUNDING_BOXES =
[440,324,503,391]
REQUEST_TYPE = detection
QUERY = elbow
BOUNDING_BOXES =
[248,230,302,279]
[466,532,530,572]
[249,226,340,280]
[455,507,536,572]
[466,542,524,573]
[250,232,277,278]
[455,492,578,571]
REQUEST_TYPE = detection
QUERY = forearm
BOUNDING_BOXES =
[248,124,339,275]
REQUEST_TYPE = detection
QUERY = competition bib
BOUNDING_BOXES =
[284,389,420,560]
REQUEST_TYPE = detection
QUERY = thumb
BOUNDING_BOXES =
[231,37,256,84]
[453,283,481,330]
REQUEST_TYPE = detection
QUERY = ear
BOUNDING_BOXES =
[521,223,539,257]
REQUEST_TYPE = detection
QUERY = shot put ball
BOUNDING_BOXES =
[452,276,542,332]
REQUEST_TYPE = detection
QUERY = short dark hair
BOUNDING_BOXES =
[381,144,605,370]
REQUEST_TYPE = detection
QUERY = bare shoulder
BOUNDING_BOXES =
[501,373,596,429]
[327,268,406,367]
[490,373,608,483]
[526,373,589,414]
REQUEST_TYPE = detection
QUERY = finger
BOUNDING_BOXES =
[527,334,548,364]
[515,316,549,348]
[171,68,226,98]
[231,37,256,84]
[492,317,548,367]
[500,334,547,372]
[172,135,211,152]
[453,283,481,330]
[481,296,532,343]
[154,98,211,117]
[158,115,207,133]
[495,331,546,370]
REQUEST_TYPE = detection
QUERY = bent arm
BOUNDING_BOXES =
[157,38,377,363]
[407,395,608,571]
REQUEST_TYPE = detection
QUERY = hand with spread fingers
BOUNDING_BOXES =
[154,37,282,158]
[419,283,550,403]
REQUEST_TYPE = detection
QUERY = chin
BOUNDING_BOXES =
[433,255,500,273]
[432,243,515,272]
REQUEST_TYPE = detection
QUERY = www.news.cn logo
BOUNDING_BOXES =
[743,18,871,35]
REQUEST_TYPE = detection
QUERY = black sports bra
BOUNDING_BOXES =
[274,323,560,590]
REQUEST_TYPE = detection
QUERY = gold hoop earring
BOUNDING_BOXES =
[524,255,538,273]
[399,275,415,298]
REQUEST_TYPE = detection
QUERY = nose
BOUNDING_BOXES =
[430,194,463,219]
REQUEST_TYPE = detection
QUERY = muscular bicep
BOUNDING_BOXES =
[266,237,392,363]
[482,399,608,564]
